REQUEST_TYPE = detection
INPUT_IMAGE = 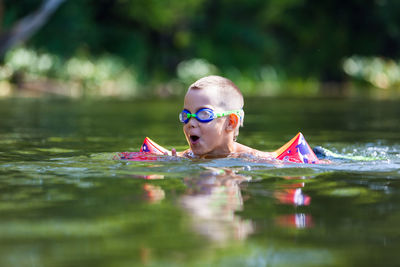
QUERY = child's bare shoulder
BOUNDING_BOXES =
[234,143,275,159]
[177,143,275,160]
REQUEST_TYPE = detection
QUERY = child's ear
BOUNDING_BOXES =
[227,114,239,131]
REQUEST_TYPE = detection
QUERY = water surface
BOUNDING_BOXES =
[0,97,399,266]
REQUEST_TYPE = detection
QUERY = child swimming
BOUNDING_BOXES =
[174,75,273,159]
[117,75,324,163]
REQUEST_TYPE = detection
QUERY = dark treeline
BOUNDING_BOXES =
[2,0,400,88]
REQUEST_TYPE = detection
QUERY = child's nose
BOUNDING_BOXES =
[187,117,199,127]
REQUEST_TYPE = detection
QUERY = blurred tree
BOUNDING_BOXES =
[0,0,65,57]
[2,0,400,88]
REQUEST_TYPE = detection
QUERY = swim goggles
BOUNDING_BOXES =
[179,108,243,124]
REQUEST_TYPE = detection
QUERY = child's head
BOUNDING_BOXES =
[180,75,244,157]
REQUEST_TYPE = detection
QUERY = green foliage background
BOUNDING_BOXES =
[2,0,400,96]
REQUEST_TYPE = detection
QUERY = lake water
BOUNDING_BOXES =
[0,97,399,266]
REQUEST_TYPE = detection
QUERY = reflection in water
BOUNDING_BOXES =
[274,176,313,229]
[179,168,253,243]
[275,187,311,206]
[274,177,311,206]
[142,184,165,204]
[135,168,254,244]
[276,213,313,229]
[136,171,315,243]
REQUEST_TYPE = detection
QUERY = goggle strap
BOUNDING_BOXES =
[215,110,241,118]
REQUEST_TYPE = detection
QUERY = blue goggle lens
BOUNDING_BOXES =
[196,109,214,122]
[179,110,190,123]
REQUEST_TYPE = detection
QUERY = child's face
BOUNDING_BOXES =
[182,87,232,156]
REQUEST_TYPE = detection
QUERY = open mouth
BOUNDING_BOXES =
[190,135,200,143]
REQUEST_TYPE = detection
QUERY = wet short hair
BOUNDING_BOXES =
[188,75,245,140]
[188,75,244,110]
